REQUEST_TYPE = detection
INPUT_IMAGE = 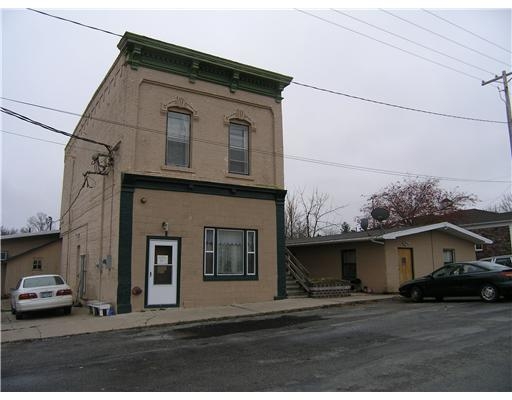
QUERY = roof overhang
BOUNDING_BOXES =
[381,222,492,244]
[286,222,493,247]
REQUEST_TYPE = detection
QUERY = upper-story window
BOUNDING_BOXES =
[166,111,191,167]
[228,123,249,175]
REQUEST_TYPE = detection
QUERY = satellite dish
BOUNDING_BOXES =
[371,208,389,222]
[360,218,369,231]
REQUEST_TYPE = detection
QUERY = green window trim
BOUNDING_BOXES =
[203,227,258,281]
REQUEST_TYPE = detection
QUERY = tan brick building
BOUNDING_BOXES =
[60,32,292,313]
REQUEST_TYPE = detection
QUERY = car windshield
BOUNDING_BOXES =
[23,276,64,288]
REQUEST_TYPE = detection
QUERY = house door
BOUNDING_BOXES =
[398,248,414,284]
[147,238,180,307]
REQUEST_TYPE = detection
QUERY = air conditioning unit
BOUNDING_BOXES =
[0,251,8,261]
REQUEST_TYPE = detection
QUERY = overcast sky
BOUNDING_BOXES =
[1,4,511,231]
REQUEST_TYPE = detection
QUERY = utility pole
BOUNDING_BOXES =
[482,70,512,157]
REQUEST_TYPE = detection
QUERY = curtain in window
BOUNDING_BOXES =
[217,230,244,274]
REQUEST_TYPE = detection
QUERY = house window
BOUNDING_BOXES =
[166,111,191,167]
[228,123,249,175]
[443,249,455,265]
[203,227,257,280]
[342,249,357,281]
[33,258,42,270]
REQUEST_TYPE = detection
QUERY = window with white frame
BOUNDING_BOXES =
[228,123,249,175]
[204,227,257,279]
[166,111,191,167]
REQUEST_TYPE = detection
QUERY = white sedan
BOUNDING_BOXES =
[10,274,73,320]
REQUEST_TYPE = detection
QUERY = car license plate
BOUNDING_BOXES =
[41,291,53,298]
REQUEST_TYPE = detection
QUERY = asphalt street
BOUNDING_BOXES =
[2,297,511,391]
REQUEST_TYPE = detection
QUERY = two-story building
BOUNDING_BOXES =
[60,32,292,313]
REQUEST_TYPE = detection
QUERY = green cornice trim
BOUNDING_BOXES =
[122,173,287,202]
[118,32,293,102]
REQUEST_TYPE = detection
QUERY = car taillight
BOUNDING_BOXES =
[500,271,512,279]
[19,293,37,300]
[56,289,72,296]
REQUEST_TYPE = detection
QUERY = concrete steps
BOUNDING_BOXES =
[286,276,309,298]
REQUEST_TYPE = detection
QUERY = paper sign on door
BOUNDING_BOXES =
[157,255,169,265]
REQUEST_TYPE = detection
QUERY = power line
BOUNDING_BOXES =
[1,129,67,146]
[331,9,497,77]
[59,173,93,222]
[3,82,507,128]
[18,11,506,124]
[291,81,507,124]
[296,9,485,82]
[0,106,112,151]
[381,9,511,67]
[2,102,510,185]
[27,8,122,38]
[422,9,512,55]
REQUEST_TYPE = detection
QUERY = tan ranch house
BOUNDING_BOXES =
[287,222,493,293]
[60,32,292,313]
[1,231,61,298]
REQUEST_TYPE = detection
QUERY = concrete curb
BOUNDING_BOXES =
[1,294,397,344]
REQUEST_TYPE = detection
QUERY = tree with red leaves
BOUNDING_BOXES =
[360,178,478,228]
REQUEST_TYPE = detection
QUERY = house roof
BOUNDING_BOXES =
[1,230,60,241]
[415,209,512,229]
[117,32,293,102]
[286,222,492,247]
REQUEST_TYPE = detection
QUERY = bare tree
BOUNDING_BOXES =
[285,191,304,239]
[285,188,346,238]
[24,212,54,232]
[1,226,18,235]
[488,192,512,213]
[360,178,477,227]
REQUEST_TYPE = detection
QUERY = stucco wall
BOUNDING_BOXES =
[1,240,61,297]
[290,230,479,294]
[289,241,387,292]
[129,188,277,310]
[384,231,478,292]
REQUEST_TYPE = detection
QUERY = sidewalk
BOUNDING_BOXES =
[1,294,396,343]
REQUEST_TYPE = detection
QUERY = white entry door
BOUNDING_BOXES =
[147,238,179,307]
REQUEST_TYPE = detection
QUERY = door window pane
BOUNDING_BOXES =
[154,245,173,285]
